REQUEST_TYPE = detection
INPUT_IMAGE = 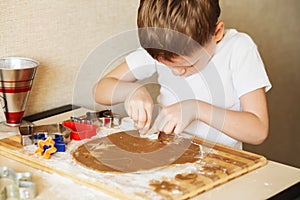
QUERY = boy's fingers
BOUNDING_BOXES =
[130,106,139,127]
[152,115,160,132]
[145,104,153,130]
[125,102,131,117]
[137,108,146,129]
[174,123,183,134]
[153,113,166,132]
[162,121,176,134]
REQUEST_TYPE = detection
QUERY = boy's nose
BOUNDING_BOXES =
[172,68,186,76]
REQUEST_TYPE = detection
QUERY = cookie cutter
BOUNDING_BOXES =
[34,137,57,159]
[0,166,36,199]
[69,109,112,125]
[70,109,120,126]
[70,116,91,124]
[85,110,120,128]
[19,123,71,148]
[62,121,98,141]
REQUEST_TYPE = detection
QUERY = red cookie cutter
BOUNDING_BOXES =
[62,121,98,140]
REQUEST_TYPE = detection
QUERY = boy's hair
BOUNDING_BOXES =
[137,0,221,61]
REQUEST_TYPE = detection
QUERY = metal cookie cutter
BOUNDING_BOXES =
[86,110,121,128]
[69,109,112,125]
[0,166,36,199]
[19,123,71,150]
[70,116,91,124]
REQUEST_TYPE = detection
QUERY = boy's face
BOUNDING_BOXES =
[159,39,217,77]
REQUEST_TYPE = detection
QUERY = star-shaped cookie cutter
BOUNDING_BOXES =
[34,136,57,159]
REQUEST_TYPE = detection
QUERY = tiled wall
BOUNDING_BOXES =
[1,1,299,167]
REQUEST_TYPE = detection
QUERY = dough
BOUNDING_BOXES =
[72,130,201,173]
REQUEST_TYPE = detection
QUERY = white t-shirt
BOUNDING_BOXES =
[125,29,271,149]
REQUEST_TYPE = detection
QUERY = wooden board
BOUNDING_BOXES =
[0,135,133,200]
[0,133,267,200]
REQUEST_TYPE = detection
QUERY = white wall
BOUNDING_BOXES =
[0,0,139,115]
[220,0,300,167]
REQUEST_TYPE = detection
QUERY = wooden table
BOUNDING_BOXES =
[0,107,299,199]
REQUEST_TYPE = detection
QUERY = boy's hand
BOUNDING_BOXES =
[153,100,199,134]
[125,86,154,133]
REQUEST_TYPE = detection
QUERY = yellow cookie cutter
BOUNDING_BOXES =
[34,136,57,159]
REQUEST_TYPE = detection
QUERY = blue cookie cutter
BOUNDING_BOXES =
[19,123,71,152]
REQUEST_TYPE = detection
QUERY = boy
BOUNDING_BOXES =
[94,0,271,149]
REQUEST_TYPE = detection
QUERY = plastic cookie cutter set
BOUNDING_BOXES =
[19,123,71,153]
[0,166,36,199]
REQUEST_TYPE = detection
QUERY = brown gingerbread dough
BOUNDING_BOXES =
[72,130,201,173]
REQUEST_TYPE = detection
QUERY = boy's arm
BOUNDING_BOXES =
[94,61,154,132]
[200,88,269,144]
[94,61,138,105]
[154,88,269,145]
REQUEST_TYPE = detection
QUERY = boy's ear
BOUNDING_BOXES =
[213,21,224,43]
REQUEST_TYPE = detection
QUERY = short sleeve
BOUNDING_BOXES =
[231,35,272,98]
[125,48,157,80]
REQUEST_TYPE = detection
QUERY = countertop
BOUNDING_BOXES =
[1,107,299,200]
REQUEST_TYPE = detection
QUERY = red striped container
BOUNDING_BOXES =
[0,57,39,126]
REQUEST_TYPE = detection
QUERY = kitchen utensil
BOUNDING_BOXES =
[0,57,38,127]
[140,104,161,139]
[62,121,98,140]
[19,123,71,146]
[0,166,36,199]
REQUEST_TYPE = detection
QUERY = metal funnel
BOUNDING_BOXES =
[0,57,39,126]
